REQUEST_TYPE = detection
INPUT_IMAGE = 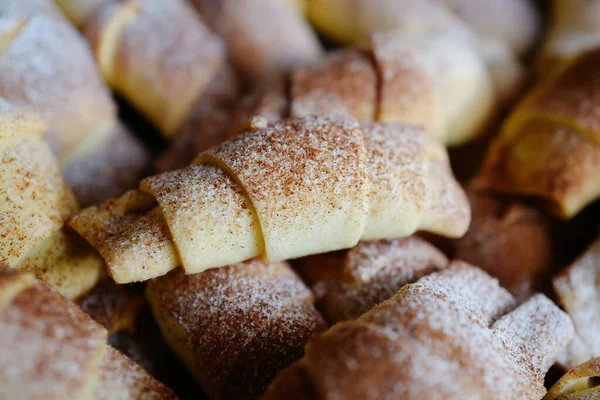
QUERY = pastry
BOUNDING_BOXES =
[474,48,600,218]
[553,237,600,369]
[306,0,538,55]
[432,189,556,301]
[538,0,600,76]
[0,3,149,205]
[0,99,103,299]
[81,0,226,138]
[296,237,449,322]
[146,259,327,399]
[264,262,574,399]
[0,264,176,399]
[70,116,470,283]
[545,357,600,400]
[439,0,540,56]
[190,0,322,84]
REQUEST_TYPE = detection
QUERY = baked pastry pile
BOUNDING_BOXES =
[2,0,600,399]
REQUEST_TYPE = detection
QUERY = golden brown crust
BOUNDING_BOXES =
[545,357,600,400]
[296,237,449,322]
[147,260,327,399]
[265,263,573,399]
[475,49,600,218]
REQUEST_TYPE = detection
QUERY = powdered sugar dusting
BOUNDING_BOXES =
[148,260,326,398]
[0,15,115,159]
[291,49,377,121]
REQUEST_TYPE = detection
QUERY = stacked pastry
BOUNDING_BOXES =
[0,264,176,400]
[0,99,104,300]
[474,47,600,218]
[51,0,323,172]
[0,0,149,206]
[70,115,470,283]
[264,262,573,399]
[553,237,600,370]
[178,36,525,170]
[4,1,600,399]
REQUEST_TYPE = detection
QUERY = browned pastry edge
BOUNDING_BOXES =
[430,188,557,301]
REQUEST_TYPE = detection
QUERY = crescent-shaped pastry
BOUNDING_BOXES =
[545,357,600,400]
[147,259,326,399]
[0,264,176,399]
[70,116,470,283]
[296,237,449,322]
[474,49,600,218]
[264,262,574,399]
[0,99,103,299]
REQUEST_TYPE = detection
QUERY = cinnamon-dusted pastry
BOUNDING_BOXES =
[0,264,176,399]
[163,28,514,163]
[0,3,149,205]
[545,357,600,400]
[264,262,574,400]
[146,259,327,399]
[474,49,600,218]
[80,0,225,138]
[433,189,556,301]
[553,237,600,369]
[0,99,103,299]
[538,0,600,76]
[70,116,470,283]
[190,0,322,84]
[296,237,449,322]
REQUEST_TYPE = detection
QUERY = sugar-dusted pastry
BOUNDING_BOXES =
[0,3,149,205]
[80,0,225,138]
[545,357,600,400]
[0,264,176,400]
[264,262,574,399]
[474,48,600,218]
[147,259,327,399]
[296,237,449,322]
[190,0,322,84]
[433,189,556,301]
[538,0,600,76]
[553,237,600,369]
[70,116,470,283]
[305,0,526,98]
[162,27,518,166]
[0,99,103,299]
